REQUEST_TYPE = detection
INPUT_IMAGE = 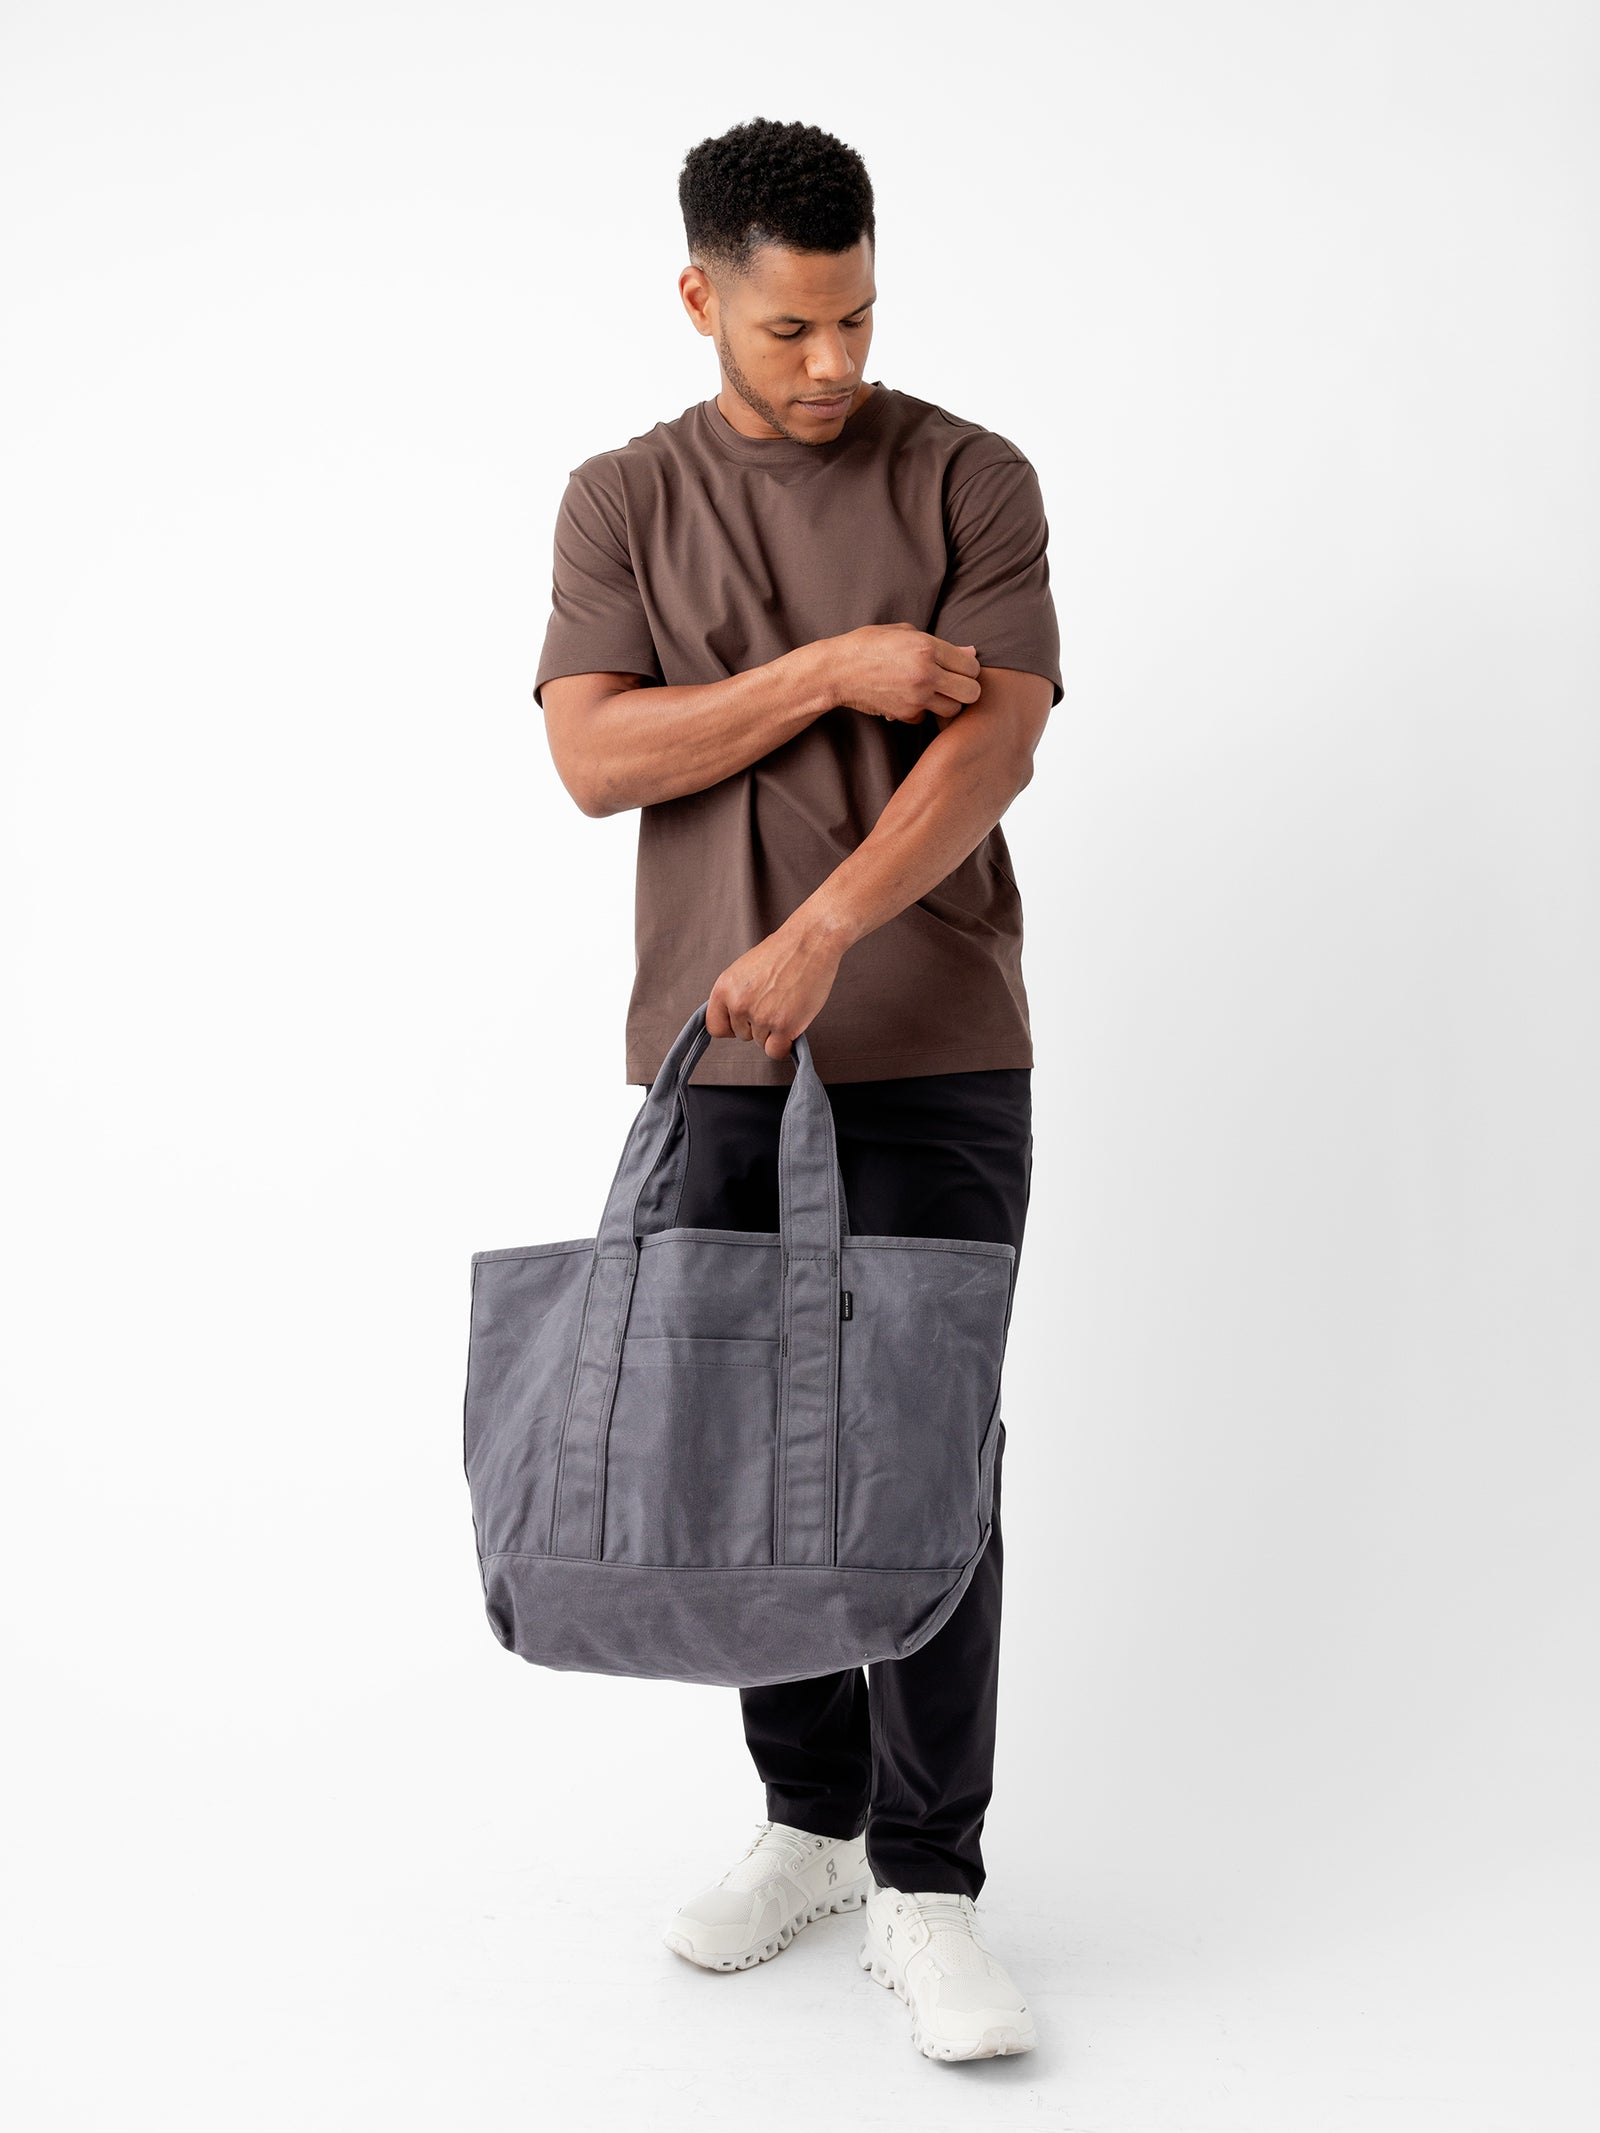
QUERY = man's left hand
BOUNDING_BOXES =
[707,918,844,1062]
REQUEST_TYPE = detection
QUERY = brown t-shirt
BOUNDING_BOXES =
[533,380,1063,1086]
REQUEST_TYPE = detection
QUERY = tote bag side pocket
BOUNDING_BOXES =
[465,1243,594,1565]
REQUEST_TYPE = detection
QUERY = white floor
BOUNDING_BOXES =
[8,1683,1593,2132]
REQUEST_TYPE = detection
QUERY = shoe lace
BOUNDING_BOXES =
[722,1819,827,1886]
[893,1890,990,1973]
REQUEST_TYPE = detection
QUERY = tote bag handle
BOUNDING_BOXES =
[595,1000,848,1259]
[552,1002,846,1564]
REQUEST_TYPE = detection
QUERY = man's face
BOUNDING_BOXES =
[684,237,876,443]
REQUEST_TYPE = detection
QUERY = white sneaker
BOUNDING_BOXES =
[859,1884,1038,2060]
[662,1819,871,1972]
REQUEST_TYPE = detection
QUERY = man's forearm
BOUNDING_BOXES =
[786,682,1036,956]
[584,642,838,815]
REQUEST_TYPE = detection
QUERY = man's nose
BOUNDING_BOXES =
[807,332,852,380]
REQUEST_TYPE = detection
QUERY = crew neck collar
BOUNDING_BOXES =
[700,381,892,465]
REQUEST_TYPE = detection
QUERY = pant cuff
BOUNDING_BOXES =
[764,1789,869,1842]
[865,1846,984,1900]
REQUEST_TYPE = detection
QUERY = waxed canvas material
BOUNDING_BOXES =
[462,1001,1019,1688]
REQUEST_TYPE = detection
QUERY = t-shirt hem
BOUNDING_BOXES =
[626,1034,1035,1086]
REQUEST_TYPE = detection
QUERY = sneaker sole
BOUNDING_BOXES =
[858,1941,1039,2060]
[663,1877,871,1973]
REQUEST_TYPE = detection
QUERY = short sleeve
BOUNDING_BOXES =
[929,455,1063,707]
[532,461,664,706]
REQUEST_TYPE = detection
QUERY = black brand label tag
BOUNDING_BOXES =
[840,1289,853,1320]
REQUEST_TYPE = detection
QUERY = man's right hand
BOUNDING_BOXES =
[821,623,984,725]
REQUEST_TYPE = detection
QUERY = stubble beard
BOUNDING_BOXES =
[718,328,813,446]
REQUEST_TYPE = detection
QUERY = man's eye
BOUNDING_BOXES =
[772,317,868,341]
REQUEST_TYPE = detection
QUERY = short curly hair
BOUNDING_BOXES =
[679,117,875,277]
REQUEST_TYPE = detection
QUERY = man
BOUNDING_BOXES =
[534,117,1062,2064]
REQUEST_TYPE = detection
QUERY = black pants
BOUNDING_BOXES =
[674,1065,1033,1899]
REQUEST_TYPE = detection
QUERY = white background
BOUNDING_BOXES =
[4,2,1596,2126]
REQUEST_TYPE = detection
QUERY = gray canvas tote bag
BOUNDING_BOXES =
[462,1000,1019,1688]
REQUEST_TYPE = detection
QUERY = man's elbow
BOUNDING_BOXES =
[975,725,1039,800]
[550,757,616,818]
[546,720,622,815]
[958,670,1052,793]
[542,675,633,818]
